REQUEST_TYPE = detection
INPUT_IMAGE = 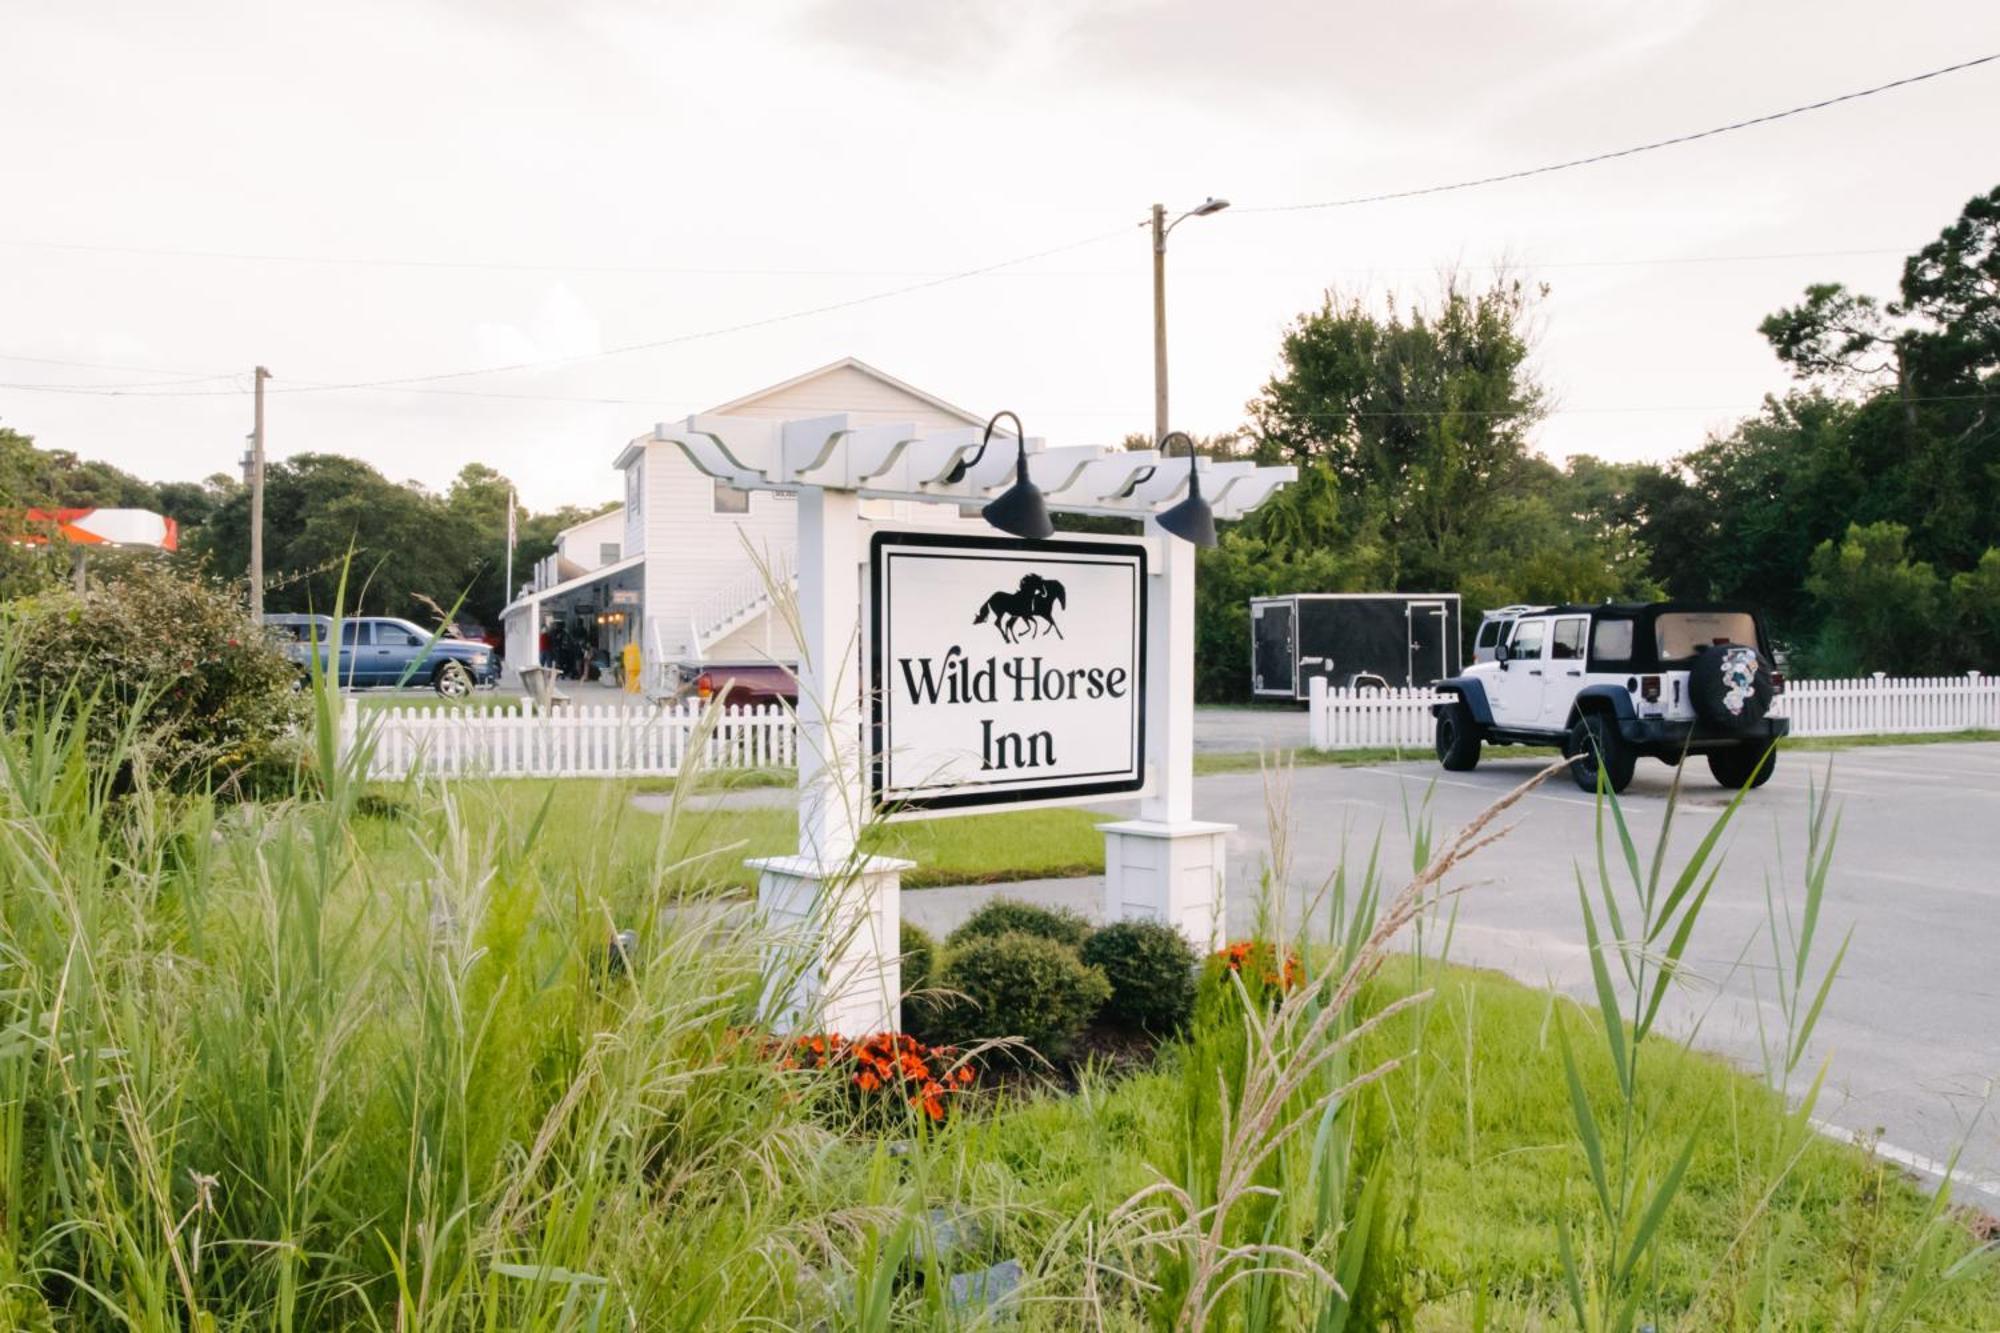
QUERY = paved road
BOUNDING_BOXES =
[912,740,2000,1205]
[1191,704,1312,753]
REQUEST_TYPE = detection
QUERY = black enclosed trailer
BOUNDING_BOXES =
[1249,593,1462,701]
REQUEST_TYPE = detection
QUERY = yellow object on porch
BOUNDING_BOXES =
[622,641,641,693]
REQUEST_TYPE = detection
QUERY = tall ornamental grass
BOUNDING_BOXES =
[0,637,1995,1328]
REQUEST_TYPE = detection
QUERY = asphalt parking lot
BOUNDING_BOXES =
[1188,739,2000,1205]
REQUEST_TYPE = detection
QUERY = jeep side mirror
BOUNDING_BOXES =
[1494,641,1510,664]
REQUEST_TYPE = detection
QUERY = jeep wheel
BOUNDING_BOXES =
[1436,702,1482,771]
[434,661,473,699]
[1567,712,1635,794]
[1706,744,1775,790]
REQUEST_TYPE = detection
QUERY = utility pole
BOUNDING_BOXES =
[1149,198,1227,444]
[248,365,270,619]
[1151,203,1169,444]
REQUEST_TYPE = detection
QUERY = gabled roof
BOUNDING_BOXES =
[553,506,625,541]
[703,356,985,426]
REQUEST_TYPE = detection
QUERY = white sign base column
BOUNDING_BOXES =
[1098,819,1231,950]
[752,854,914,1037]
[1099,514,1231,949]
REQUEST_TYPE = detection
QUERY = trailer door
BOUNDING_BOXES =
[1407,600,1451,685]
[1251,601,1296,698]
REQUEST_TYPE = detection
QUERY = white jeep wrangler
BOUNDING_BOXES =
[1432,602,1788,793]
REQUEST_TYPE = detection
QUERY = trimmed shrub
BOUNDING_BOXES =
[899,919,937,994]
[1081,920,1198,1034]
[945,898,1093,953]
[934,931,1110,1057]
[1,563,307,795]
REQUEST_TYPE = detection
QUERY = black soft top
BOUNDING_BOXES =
[1510,601,1772,671]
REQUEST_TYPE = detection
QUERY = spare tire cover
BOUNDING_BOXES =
[1688,643,1774,730]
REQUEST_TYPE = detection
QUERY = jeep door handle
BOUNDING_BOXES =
[1528,668,1542,676]
[1565,669,1581,676]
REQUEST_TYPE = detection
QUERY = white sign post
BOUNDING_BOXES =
[650,411,1294,1036]
[1098,515,1234,948]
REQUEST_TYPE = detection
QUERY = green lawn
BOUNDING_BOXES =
[944,957,2000,1328]
[356,778,1108,899]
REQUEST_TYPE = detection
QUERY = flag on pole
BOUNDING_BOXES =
[504,488,517,601]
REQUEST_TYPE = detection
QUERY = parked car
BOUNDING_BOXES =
[264,614,501,696]
[446,618,503,653]
[672,661,798,708]
[1431,601,1788,793]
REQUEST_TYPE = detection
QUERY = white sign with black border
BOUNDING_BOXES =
[868,530,1148,817]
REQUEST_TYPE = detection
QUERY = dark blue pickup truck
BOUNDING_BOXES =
[264,614,501,696]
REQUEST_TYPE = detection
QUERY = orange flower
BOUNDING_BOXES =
[856,1071,881,1092]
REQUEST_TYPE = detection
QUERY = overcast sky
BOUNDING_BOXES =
[3,1,1998,512]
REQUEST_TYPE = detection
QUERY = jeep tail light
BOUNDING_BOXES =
[1770,671,1785,694]
[1640,675,1661,703]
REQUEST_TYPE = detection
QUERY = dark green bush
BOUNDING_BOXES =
[945,898,1093,953]
[1081,920,1198,1034]
[899,919,936,994]
[934,931,1110,1057]
[1,562,308,795]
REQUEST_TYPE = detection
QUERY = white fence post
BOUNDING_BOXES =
[1307,675,1328,750]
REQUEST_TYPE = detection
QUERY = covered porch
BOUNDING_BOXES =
[499,553,651,691]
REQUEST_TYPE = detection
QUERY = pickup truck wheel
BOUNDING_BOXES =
[1435,702,1482,771]
[1706,744,1775,790]
[1567,712,1635,794]
[433,661,473,699]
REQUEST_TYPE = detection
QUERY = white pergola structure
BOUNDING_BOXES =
[652,412,1296,1034]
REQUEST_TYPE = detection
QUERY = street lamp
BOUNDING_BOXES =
[1150,197,1229,441]
[955,409,1054,541]
[1153,431,1217,548]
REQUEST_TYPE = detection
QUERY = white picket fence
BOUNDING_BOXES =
[342,698,796,780]
[1307,672,2000,751]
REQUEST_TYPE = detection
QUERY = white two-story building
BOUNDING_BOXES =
[498,357,986,691]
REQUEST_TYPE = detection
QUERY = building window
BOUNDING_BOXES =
[713,479,751,514]
[599,541,621,565]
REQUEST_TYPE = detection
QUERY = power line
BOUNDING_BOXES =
[2,54,1990,401]
[1241,52,2000,214]
[0,224,1137,400]
[0,241,1935,401]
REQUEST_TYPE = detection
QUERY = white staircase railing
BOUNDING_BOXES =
[689,546,797,656]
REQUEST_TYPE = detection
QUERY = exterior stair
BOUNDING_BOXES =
[688,547,798,657]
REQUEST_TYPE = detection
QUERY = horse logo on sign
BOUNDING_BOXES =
[973,573,1066,644]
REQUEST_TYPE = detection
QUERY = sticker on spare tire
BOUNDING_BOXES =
[1719,646,1760,716]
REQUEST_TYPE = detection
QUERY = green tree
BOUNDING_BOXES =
[1949,549,2000,665]
[1247,275,1548,590]
[1802,521,1944,675]
[192,453,454,619]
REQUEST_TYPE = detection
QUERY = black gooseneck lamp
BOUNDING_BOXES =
[952,409,1054,541]
[1153,430,1217,547]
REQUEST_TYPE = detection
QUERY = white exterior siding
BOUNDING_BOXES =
[635,359,983,661]
[635,443,800,658]
[502,359,986,680]
[557,508,626,570]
